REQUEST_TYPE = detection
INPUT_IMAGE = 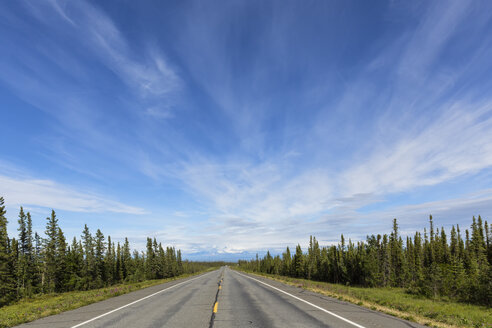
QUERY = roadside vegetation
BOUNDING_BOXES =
[234,269,490,328]
[0,196,221,307]
[238,215,491,327]
[0,267,219,328]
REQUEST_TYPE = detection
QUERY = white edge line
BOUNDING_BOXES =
[233,270,366,328]
[71,271,215,328]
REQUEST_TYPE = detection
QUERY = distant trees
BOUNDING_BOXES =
[238,215,491,306]
[16,207,35,298]
[0,197,200,308]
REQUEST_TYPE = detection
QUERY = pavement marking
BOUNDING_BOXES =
[233,270,366,328]
[71,271,216,328]
[209,268,225,328]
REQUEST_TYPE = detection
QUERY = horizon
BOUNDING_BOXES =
[1,1,492,261]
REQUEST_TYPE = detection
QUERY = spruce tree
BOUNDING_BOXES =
[55,227,67,292]
[0,201,16,306]
[94,229,106,286]
[18,207,27,255]
[381,234,390,286]
[105,236,114,285]
[158,243,166,278]
[122,238,131,279]
[364,235,380,286]
[440,227,450,264]
[33,232,43,292]
[44,210,59,293]
[405,236,415,286]
[133,250,145,281]
[389,219,404,286]
[282,247,291,276]
[485,221,492,264]
[9,237,19,300]
[145,237,155,280]
[17,207,28,296]
[152,238,160,278]
[177,249,183,275]
[293,244,304,278]
[457,225,465,261]
[81,224,95,288]
[25,212,34,295]
[66,237,82,290]
[116,242,123,282]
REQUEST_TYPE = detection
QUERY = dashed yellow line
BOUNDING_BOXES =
[212,272,223,315]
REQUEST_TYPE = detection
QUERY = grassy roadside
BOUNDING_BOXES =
[233,268,490,328]
[0,268,218,328]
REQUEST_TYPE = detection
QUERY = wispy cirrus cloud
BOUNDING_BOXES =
[134,188,492,257]
[154,96,492,230]
[123,1,492,257]
[0,172,146,215]
[396,0,473,81]
[24,0,181,102]
[342,101,492,196]
[0,0,184,183]
[1,0,492,259]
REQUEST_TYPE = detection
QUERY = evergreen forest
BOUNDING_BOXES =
[0,197,214,307]
[238,215,491,306]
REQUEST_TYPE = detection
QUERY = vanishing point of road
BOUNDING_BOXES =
[16,267,426,328]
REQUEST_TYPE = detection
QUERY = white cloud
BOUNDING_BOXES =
[2,1,491,259]
[0,0,183,182]
[163,99,492,225]
[2,0,181,124]
[124,188,492,258]
[342,102,492,196]
[170,159,333,223]
[0,174,146,215]
[123,2,492,257]
[144,97,492,256]
[397,0,472,81]
[47,0,181,102]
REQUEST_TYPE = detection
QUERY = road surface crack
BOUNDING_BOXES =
[209,270,224,328]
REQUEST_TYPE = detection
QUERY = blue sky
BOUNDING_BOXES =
[1,0,492,260]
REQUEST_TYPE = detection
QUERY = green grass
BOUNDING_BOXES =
[234,268,491,328]
[0,268,217,328]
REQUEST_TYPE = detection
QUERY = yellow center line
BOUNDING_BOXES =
[213,273,223,315]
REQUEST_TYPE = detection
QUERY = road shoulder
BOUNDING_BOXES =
[230,269,433,328]
[9,270,218,328]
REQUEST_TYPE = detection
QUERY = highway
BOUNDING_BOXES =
[16,267,426,328]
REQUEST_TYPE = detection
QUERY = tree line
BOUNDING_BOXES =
[238,215,491,306]
[0,197,211,307]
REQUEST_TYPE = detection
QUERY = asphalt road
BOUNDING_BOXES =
[16,267,426,328]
